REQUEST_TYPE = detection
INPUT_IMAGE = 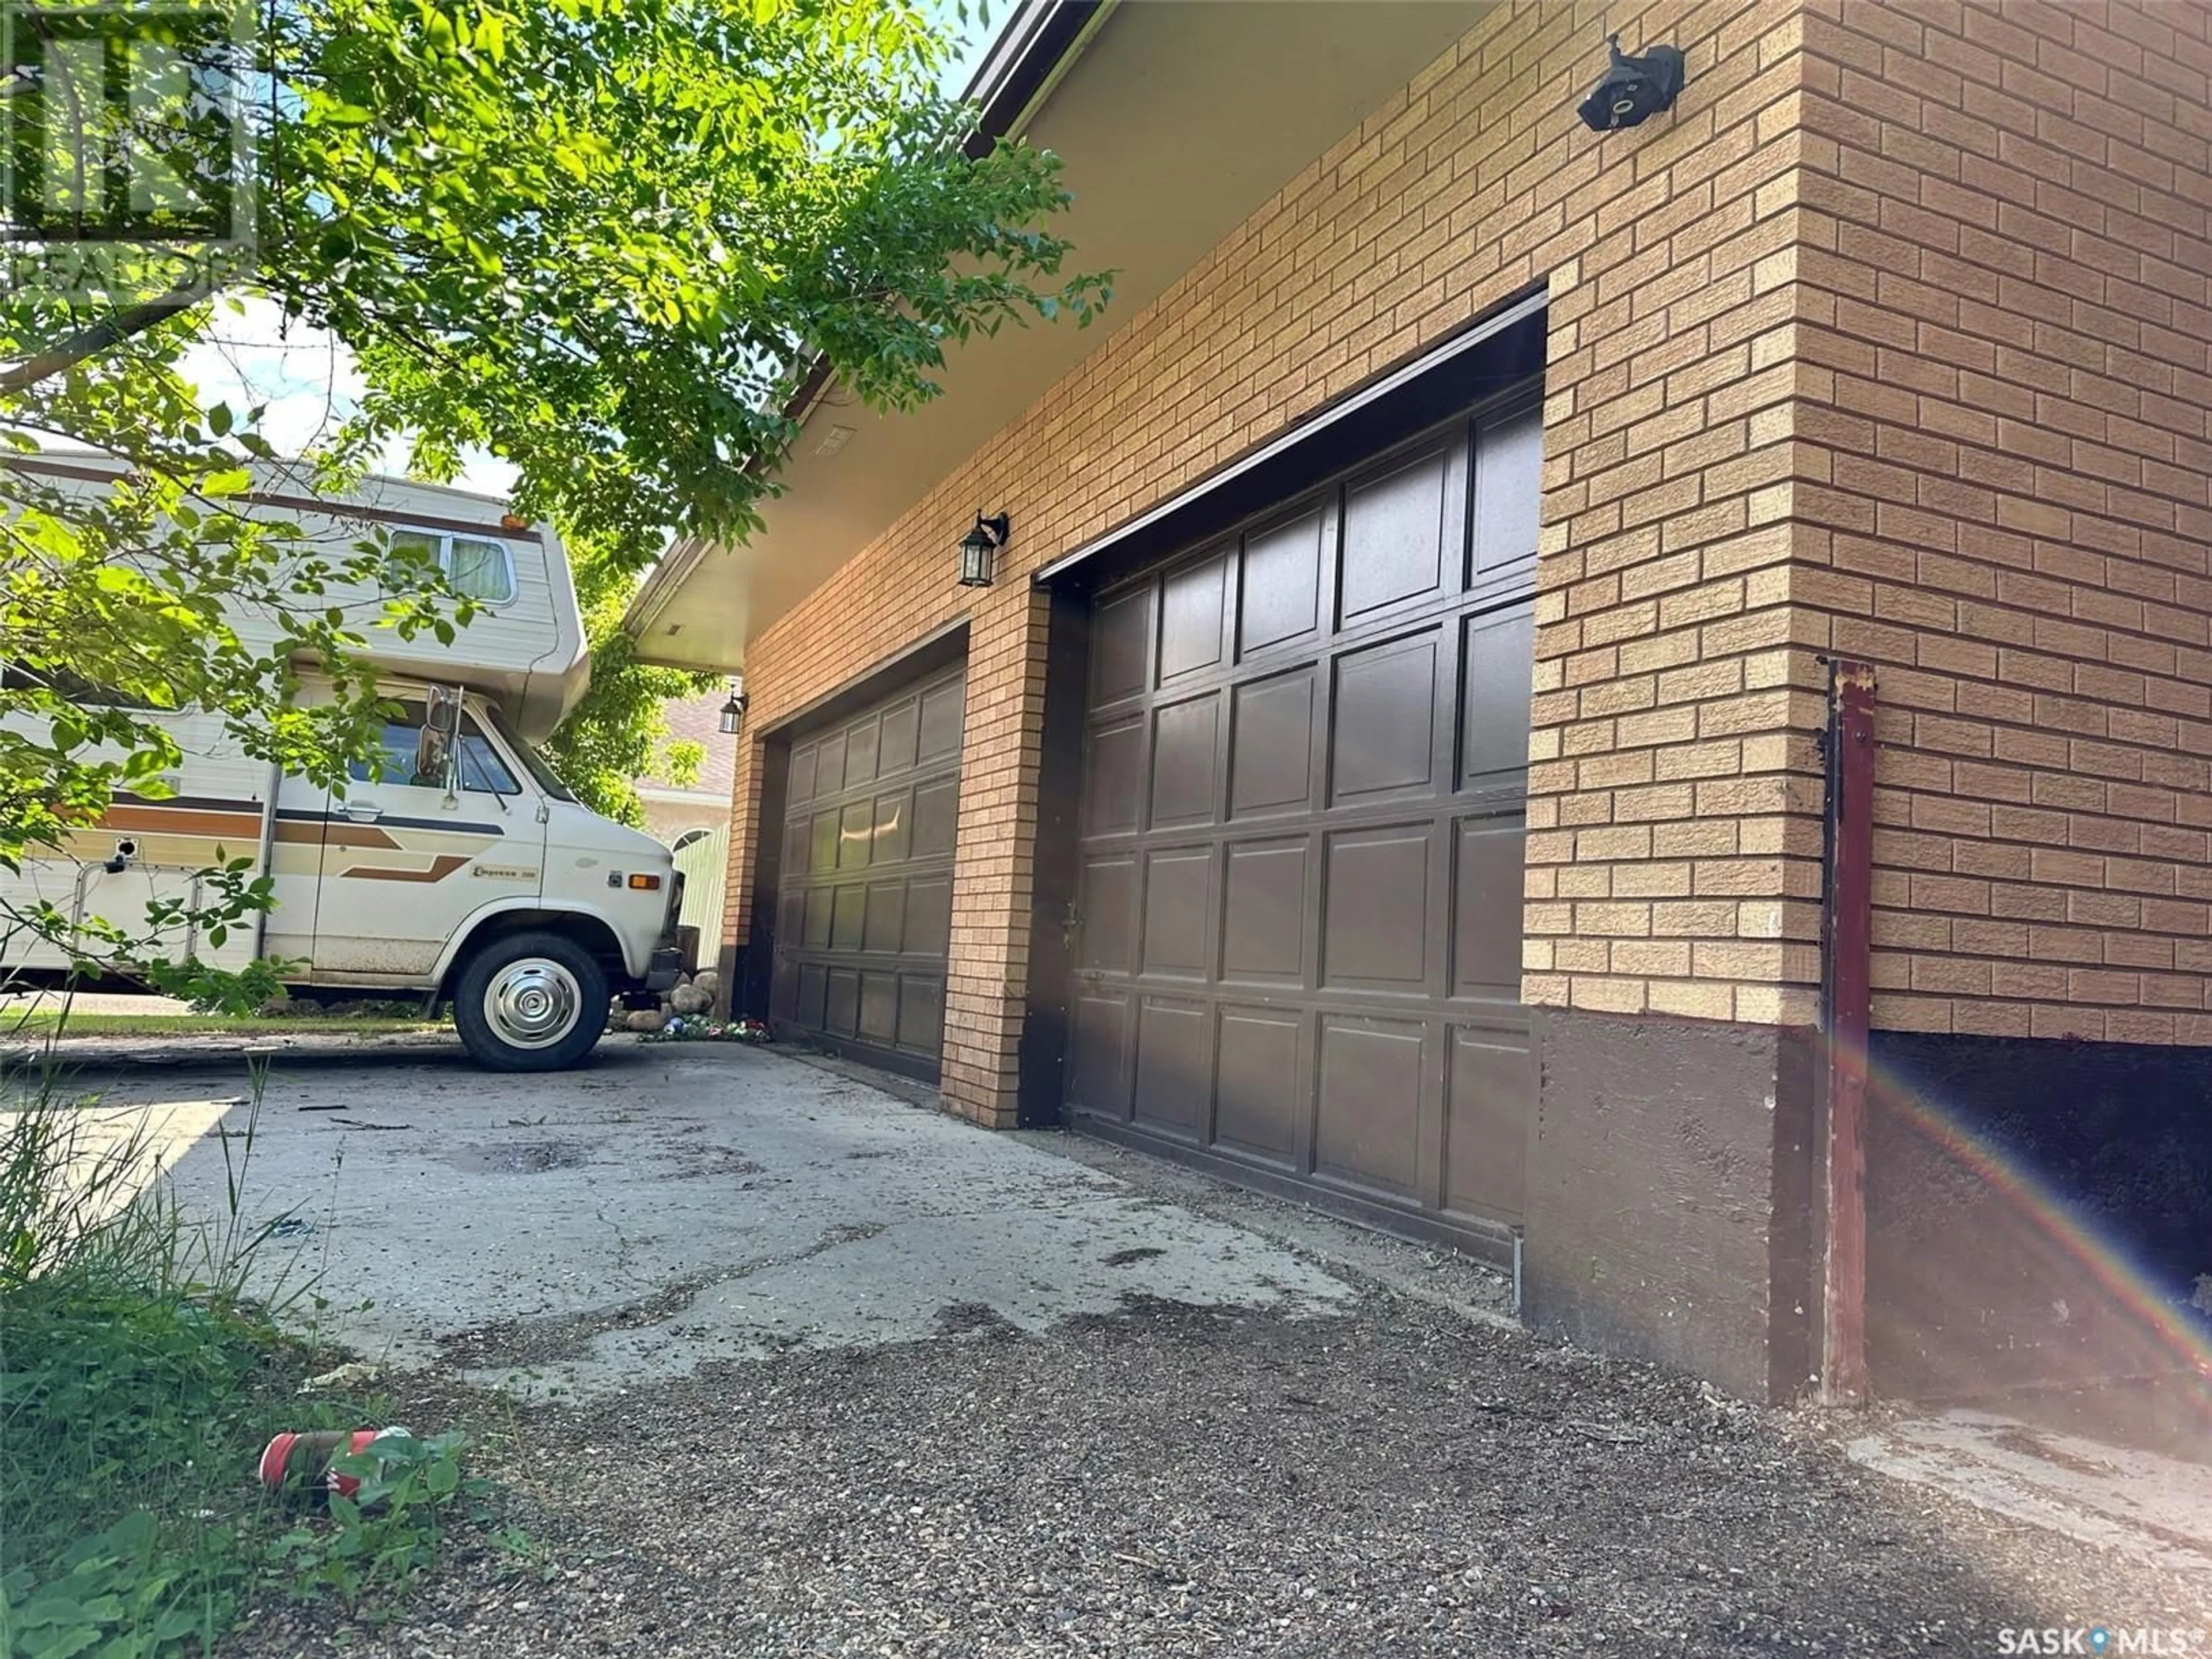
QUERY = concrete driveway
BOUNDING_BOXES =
[118,1041,1356,1397]
[52,1037,2212,1655]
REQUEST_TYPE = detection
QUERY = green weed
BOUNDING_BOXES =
[0,1050,477,1653]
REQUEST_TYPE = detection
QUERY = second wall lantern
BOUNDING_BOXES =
[958,512,1010,588]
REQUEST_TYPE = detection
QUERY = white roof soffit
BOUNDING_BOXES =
[625,0,1486,673]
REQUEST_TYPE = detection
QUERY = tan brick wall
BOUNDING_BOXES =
[1523,0,1835,1027]
[1787,0,2212,1043]
[721,0,1824,1124]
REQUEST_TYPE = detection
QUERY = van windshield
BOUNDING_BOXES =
[481,704,577,804]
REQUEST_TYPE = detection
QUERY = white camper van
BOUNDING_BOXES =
[1,459,689,1070]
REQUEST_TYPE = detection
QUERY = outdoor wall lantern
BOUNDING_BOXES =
[958,512,1010,588]
[717,679,748,736]
[1577,34,1685,132]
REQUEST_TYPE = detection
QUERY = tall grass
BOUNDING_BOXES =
[0,1055,382,1653]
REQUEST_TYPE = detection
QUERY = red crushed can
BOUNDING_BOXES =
[257,1427,407,1498]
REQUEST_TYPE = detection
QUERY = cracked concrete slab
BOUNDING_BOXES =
[90,1043,1354,1397]
[1849,1409,2212,1578]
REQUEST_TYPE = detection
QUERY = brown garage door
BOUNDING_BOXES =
[770,666,964,1075]
[1066,397,1540,1253]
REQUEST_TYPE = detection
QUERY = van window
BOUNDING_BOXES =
[351,706,517,794]
[457,723,521,796]
[482,703,577,803]
[446,537,516,603]
[351,716,440,787]
[388,527,518,605]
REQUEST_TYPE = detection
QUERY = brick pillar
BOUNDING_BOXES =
[711,730,764,1019]
[937,586,1052,1128]
[1518,149,1834,1400]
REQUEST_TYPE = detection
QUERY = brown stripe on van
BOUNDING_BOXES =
[103,803,263,838]
[275,820,402,850]
[337,854,472,883]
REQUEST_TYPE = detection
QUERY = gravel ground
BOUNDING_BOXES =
[230,1289,2212,1657]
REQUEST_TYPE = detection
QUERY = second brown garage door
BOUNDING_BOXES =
[770,667,963,1075]
[1065,396,1540,1253]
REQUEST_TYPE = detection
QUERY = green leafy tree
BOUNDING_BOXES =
[1,0,1105,1000]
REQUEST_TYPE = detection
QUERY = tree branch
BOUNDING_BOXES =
[0,285,207,396]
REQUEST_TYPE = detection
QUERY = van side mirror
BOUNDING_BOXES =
[416,686,463,794]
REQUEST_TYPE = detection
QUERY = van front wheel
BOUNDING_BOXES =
[454,932,608,1071]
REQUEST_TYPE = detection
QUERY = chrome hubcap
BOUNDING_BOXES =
[484,959,581,1050]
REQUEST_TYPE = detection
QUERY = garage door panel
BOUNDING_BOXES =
[1445,1024,1531,1222]
[1134,996,1212,1139]
[878,696,919,775]
[1151,694,1221,828]
[1453,813,1527,1002]
[917,680,964,762]
[871,791,910,862]
[1473,403,1543,576]
[1079,854,1138,974]
[1160,550,1230,683]
[912,777,960,858]
[825,968,861,1036]
[796,963,827,1027]
[1229,668,1316,818]
[1221,838,1307,983]
[1331,631,1440,805]
[1323,826,1432,990]
[1092,586,1153,704]
[1317,1014,1428,1196]
[829,885,865,952]
[772,663,964,1075]
[897,978,944,1056]
[1069,399,1537,1248]
[846,717,880,787]
[1086,717,1146,834]
[816,729,847,796]
[1141,847,1213,978]
[837,801,872,868]
[858,973,897,1044]
[1339,446,1458,623]
[803,887,832,948]
[1239,509,1324,657]
[863,881,904,953]
[788,743,818,808]
[1070,992,1132,1119]
[1460,604,1536,794]
[1215,1006,1303,1163]
[902,876,953,960]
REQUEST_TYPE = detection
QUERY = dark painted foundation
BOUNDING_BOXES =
[1525,1011,1817,1403]
[1865,1030,2212,1403]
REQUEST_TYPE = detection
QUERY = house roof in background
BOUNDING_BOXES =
[652,690,738,800]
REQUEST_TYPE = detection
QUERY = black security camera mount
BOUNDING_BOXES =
[1577,34,1687,132]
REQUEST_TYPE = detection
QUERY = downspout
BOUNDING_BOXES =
[1819,659,1877,1402]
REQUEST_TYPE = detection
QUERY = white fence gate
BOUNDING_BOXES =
[673,822,730,952]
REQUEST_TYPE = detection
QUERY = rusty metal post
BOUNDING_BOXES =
[1821,660,1876,1403]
